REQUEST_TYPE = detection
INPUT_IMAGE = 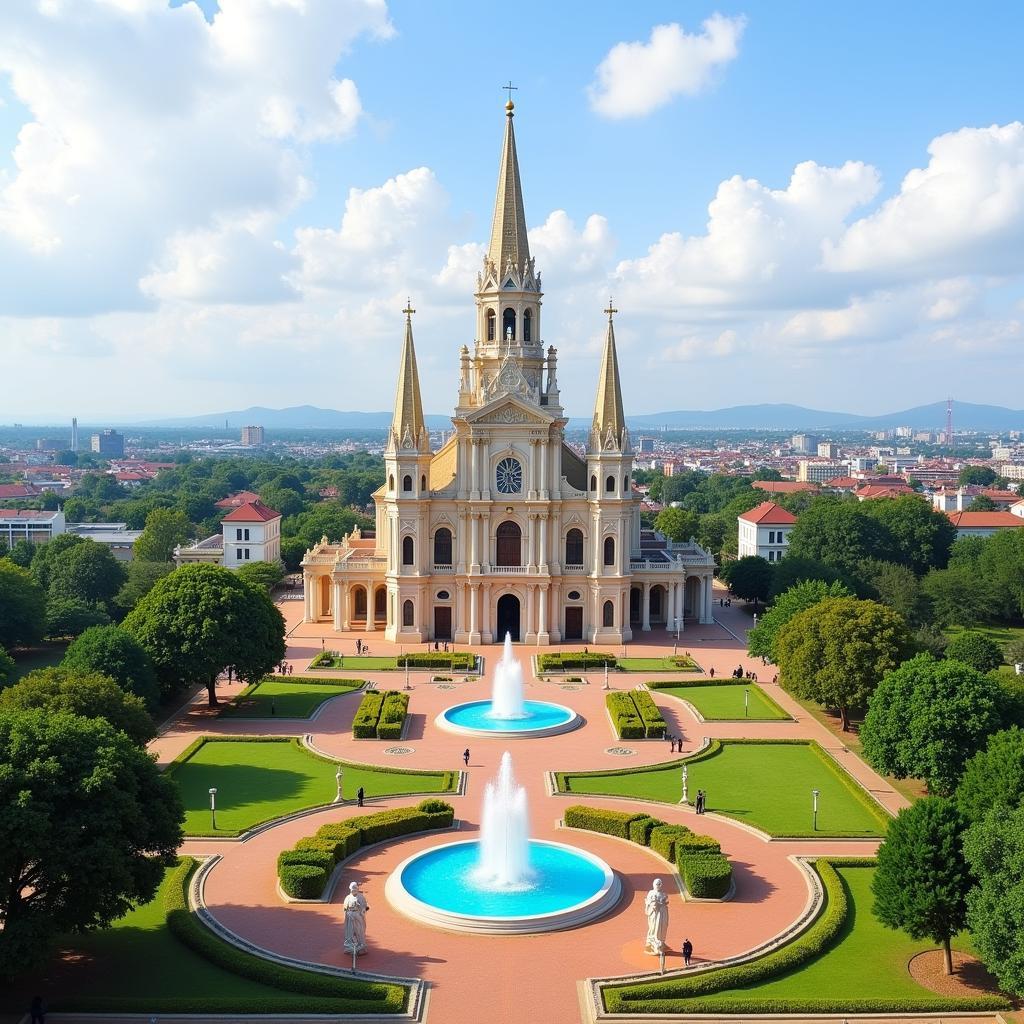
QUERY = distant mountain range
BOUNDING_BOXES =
[133,400,1024,433]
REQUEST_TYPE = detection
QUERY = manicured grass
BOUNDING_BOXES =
[220,678,362,719]
[311,654,400,670]
[689,865,973,1006]
[945,623,1024,660]
[618,656,699,672]
[167,737,455,836]
[655,683,790,720]
[558,741,889,837]
[3,862,394,1014]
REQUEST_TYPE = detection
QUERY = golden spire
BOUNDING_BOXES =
[487,88,530,274]
[591,299,629,454]
[388,300,429,454]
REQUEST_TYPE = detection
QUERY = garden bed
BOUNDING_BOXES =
[220,676,362,719]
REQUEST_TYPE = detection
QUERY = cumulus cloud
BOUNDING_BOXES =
[589,15,746,119]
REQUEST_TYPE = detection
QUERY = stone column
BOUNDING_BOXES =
[341,583,350,631]
[482,582,492,643]
[527,514,537,571]
[470,512,480,573]
[701,575,714,624]
[470,438,480,500]
[537,583,549,644]
[481,438,491,499]
[303,577,314,621]
[332,580,343,630]
[468,583,480,644]
[539,439,548,499]
[528,439,538,499]
[456,583,465,636]
[665,580,675,633]
[538,514,549,571]
[365,583,376,631]
[677,580,685,632]
[525,584,536,644]
[641,581,651,632]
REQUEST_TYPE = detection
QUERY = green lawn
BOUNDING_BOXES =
[618,657,699,672]
[311,654,400,670]
[654,683,790,720]
[3,861,403,1014]
[220,678,362,719]
[945,623,1024,661]
[558,741,889,837]
[168,737,455,836]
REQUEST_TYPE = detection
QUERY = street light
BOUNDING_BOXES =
[336,765,344,803]
[812,788,820,831]
[744,688,749,718]
[680,764,689,805]
[209,787,217,831]
[603,662,610,690]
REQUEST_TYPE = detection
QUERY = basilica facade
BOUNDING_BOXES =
[301,102,716,644]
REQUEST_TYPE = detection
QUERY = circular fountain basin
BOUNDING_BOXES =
[385,839,621,934]
[435,699,580,737]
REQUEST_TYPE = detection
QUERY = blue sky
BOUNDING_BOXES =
[1,1,1023,423]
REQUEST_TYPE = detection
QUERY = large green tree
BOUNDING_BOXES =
[861,495,957,574]
[775,596,912,730]
[720,555,774,605]
[44,597,111,639]
[920,563,994,627]
[0,707,182,974]
[977,529,1024,619]
[747,578,850,662]
[61,625,160,710]
[0,668,155,745]
[959,466,998,487]
[963,804,1024,994]
[945,631,1004,674]
[124,563,286,706]
[112,560,175,615]
[872,797,972,975]
[858,559,925,624]
[0,649,14,686]
[29,533,85,591]
[0,562,46,650]
[46,539,126,609]
[955,727,1024,824]
[654,506,701,543]
[767,554,851,600]
[861,654,1003,794]
[786,498,886,575]
[235,560,285,591]
[132,508,192,563]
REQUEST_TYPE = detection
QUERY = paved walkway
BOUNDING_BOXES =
[155,585,913,1024]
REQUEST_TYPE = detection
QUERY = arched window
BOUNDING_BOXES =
[402,535,414,565]
[433,527,453,566]
[403,474,412,493]
[603,600,614,627]
[523,308,532,343]
[374,587,386,620]
[590,475,597,492]
[421,474,426,492]
[388,474,395,492]
[502,307,516,341]
[605,475,615,493]
[353,587,367,619]
[603,536,615,566]
[496,520,522,567]
[486,308,496,341]
[565,528,584,566]
[402,600,414,627]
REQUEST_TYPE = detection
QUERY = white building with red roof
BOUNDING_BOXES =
[174,499,281,568]
[946,510,1024,538]
[738,501,798,562]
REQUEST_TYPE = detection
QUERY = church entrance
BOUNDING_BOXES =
[564,606,583,641]
[495,594,521,642]
[434,607,452,641]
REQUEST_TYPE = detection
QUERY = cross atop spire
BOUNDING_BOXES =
[503,80,518,107]
[487,97,530,274]
[590,305,629,455]
[387,302,429,455]
[604,298,618,321]
[403,298,415,319]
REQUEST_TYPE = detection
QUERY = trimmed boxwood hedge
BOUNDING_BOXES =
[377,690,409,739]
[397,652,475,669]
[606,691,645,739]
[352,690,384,738]
[277,848,333,874]
[538,651,618,670]
[674,832,721,856]
[631,689,667,738]
[680,853,732,898]
[628,815,663,846]
[278,863,328,900]
[649,824,691,863]
[166,859,408,1011]
[563,804,645,839]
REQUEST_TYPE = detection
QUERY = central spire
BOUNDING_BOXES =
[387,300,429,454]
[487,99,530,275]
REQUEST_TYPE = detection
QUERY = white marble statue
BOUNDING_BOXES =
[343,881,369,954]
[644,878,669,954]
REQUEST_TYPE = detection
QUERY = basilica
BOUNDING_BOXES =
[301,101,716,644]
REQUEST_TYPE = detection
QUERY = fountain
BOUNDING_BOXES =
[385,753,620,934]
[435,634,581,738]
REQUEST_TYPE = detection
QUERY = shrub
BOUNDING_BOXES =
[564,804,644,839]
[680,853,732,898]
[650,824,692,863]
[376,690,409,738]
[674,832,721,857]
[308,650,336,668]
[538,651,617,670]
[606,691,644,739]
[945,631,1004,673]
[397,652,474,669]
[632,689,668,739]
[351,690,384,738]
[294,836,347,862]
[277,848,334,874]
[278,863,328,900]
[628,815,665,846]
[313,824,362,859]
[417,797,452,814]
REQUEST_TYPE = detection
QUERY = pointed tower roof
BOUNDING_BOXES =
[591,300,630,454]
[387,301,430,454]
[487,100,530,275]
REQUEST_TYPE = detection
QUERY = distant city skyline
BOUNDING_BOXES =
[1,1,1023,420]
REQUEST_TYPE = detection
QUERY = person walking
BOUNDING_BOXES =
[463,748,470,767]
[709,666,715,678]
[356,786,365,807]
[29,996,45,1024]
[682,938,693,968]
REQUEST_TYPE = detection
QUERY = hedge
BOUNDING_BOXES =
[680,853,732,898]
[277,848,333,874]
[628,815,664,846]
[352,690,384,738]
[563,805,645,839]
[397,652,475,669]
[631,689,667,739]
[377,690,409,739]
[538,651,617,670]
[650,824,691,863]
[278,863,328,900]
[606,691,645,739]
[166,859,407,1011]
[673,832,721,857]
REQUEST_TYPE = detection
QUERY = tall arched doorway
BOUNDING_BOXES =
[495,594,521,643]
[495,520,522,567]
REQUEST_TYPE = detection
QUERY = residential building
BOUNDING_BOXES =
[174,499,281,568]
[91,429,125,457]
[791,434,819,454]
[946,510,1024,538]
[1001,464,1024,482]
[797,460,846,483]
[66,522,143,561]
[816,442,839,459]
[241,425,265,446]
[0,509,66,547]
[737,502,797,562]
[752,480,818,496]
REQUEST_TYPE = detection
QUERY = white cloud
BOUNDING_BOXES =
[589,15,746,119]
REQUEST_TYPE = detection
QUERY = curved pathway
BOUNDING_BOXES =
[156,590,910,1024]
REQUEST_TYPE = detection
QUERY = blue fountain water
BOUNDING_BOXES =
[399,839,608,917]
[442,698,574,733]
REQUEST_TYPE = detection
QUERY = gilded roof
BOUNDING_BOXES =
[429,435,458,492]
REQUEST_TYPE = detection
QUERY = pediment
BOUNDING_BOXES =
[465,395,554,427]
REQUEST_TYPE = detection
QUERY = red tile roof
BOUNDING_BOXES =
[0,509,62,520]
[0,484,41,499]
[752,480,818,494]
[221,500,280,522]
[824,476,860,488]
[215,490,262,509]
[855,484,917,500]
[738,501,798,525]
[947,511,1024,528]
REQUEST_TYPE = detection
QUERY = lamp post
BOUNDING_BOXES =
[209,787,217,831]
[812,788,820,832]
[680,764,689,805]
[744,688,749,718]
[336,765,344,803]
[603,662,609,690]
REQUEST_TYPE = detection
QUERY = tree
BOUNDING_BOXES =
[956,727,1024,824]
[124,563,286,706]
[0,707,182,974]
[258,486,305,520]
[29,533,85,590]
[963,804,1024,994]
[132,508,192,563]
[872,797,972,975]
[112,560,175,616]
[44,597,111,639]
[0,648,14,686]
[280,536,308,573]
[767,554,851,600]
[0,562,46,650]
[654,507,701,543]
[46,539,126,609]
[945,631,1004,674]
[62,625,160,710]
[747,578,850,662]
[968,494,998,512]
[720,555,774,605]
[862,495,957,574]
[977,529,1024,619]
[858,559,925,624]
[235,560,285,591]
[0,667,155,745]
[5,539,36,568]
[1006,637,1024,668]
[786,498,887,575]
[920,563,993,628]
[283,501,371,547]
[861,654,1003,794]
[775,596,912,730]
[958,466,998,487]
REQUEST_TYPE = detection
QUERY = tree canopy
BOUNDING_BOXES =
[61,625,160,710]
[747,578,850,662]
[786,498,887,575]
[945,631,1004,674]
[0,562,46,650]
[0,707,182,974]
[861,653,1003,795]
[775,596,912,730]
[45,539,126,609]
[958,465,998,487]
[654,506,701,543]
[720,555,774,605]
[920,562,994,628]
[235,560,286,591]
[123,563,286,706]
[132,508,192,563]
[955,727,1024,825]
